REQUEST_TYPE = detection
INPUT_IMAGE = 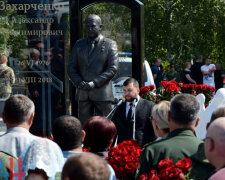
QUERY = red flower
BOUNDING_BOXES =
[148,170,160,180]
[138,174,148,180]
[160,81,168,88]
[159,166,185,180]
[82,148,90,152]
[175,158,192,174]
[165,84,179,92]
[140,86,153,95]
[158,158,173,170]
[107,140,142,178]
[139,158,191,180]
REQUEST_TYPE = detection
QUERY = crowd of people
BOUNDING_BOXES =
[0,76,225,179]
[151,57,225,91]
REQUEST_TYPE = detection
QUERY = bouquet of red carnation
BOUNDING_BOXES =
[140,85,156,102]
[106,140,142,179]
[138,158,192,180]
[180,84,215,106]
[155,81,180,102]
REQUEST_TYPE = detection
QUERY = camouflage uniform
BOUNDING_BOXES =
[0,64,15,98]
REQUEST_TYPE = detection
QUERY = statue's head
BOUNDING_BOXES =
[85,14,102,39]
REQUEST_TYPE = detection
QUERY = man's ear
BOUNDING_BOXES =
[81,130,86,143]
[28,112,35,126]
[195,117,200,127]
[207,138,215,152]
[137,88,140,94]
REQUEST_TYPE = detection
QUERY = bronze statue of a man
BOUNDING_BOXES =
[68,14,118,125]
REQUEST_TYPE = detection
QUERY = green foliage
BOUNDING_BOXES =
[144,0,225,68]
[82,3,132,52]
[0,0,27,58]
[81,0,225,70]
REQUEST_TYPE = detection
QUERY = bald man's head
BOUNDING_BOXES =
[0,55,8,64]
[205,117,225,170]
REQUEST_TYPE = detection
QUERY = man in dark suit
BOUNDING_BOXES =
[112,78,155,146]
[67,14,118,125]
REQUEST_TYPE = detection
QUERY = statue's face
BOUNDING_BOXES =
[85,17,102,39]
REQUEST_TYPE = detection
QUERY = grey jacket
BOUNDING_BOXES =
[67,35,118,101]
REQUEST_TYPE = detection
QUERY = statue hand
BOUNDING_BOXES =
[83,81,95,90]
[88,81,95,88]
[78,81,87,89]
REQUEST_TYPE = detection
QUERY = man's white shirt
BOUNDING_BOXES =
[125,96,140,118]
[201,64,215,87]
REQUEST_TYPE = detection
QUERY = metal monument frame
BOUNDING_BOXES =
[69,0,144,115]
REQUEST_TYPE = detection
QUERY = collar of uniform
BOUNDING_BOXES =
[166,128,195,139]
[88,34,103,44]
[0,64,7,67]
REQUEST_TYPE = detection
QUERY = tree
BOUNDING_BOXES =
[0,0,26,58]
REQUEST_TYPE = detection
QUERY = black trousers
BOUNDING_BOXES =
[78,100,112,125]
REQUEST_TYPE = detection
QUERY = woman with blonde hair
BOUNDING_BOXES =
[151,101,170,139]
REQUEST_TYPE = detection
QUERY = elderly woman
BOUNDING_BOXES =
[151,101,170,139]
[83,116,117,158]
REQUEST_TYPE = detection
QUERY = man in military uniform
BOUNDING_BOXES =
[0,55,15,99]
[68,14,118,125]
[136,94,213,180]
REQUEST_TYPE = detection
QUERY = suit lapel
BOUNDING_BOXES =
[135,98,143,113]
[88,35,104,66]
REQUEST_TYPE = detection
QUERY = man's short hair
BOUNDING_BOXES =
[61,152,110,180]
[170,94,200,126]
[210,107,225,124]
[3,95,35,124]
[123,78,139,88]
[52,115,82,151]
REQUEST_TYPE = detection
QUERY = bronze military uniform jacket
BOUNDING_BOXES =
[67,34,118,102]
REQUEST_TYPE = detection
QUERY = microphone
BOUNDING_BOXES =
[131,97,137,104]
[106,98,124,118]
[115,98,124,106]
